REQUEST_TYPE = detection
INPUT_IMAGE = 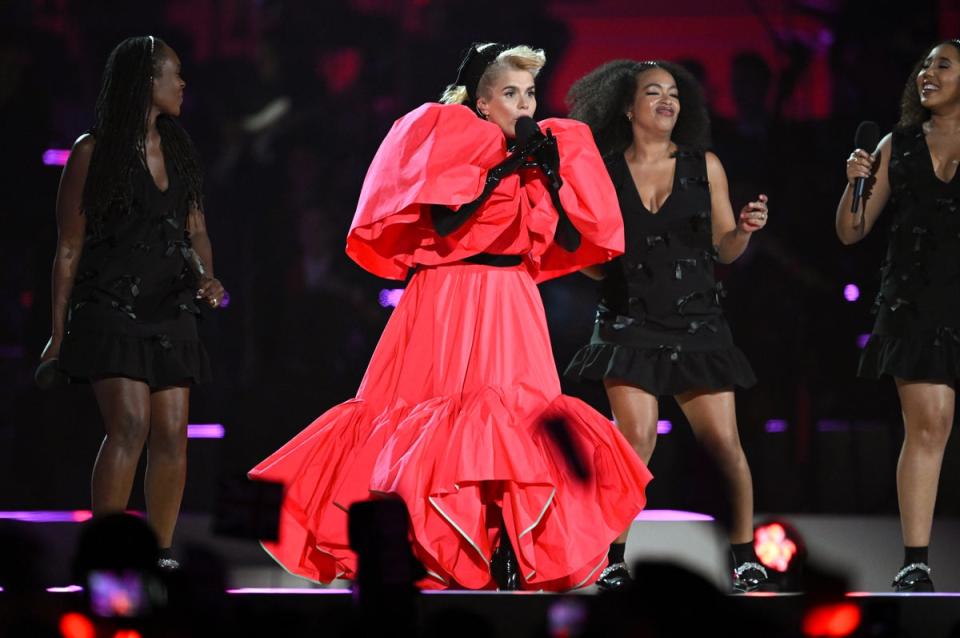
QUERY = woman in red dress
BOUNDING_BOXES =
[250,43,652,591]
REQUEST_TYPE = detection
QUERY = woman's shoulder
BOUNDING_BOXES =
[72,133,96,156]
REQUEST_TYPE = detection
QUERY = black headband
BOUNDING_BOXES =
[454,42,511,107]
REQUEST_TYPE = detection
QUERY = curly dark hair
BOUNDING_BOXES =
[83,36,203,229]
[566,59,711,156]
[897,39,960,130]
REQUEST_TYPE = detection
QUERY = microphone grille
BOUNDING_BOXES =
[854,121,880,151]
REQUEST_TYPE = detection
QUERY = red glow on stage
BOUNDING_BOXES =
[802,603,862,637]
[755,522,798,572]
[59,613,95,638]
[113,631,143,638]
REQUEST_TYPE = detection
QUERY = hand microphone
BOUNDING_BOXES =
[35,358,68,389]
[514,116,542,147]
[515,117,563,190]
[851,121,880,213]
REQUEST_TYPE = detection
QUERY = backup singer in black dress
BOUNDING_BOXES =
[839,39,960,593]
[564,60,771,592]
[40,36,223,568]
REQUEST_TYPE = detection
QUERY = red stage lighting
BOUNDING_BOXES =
[59,613,95,638]
[802,602,862,637]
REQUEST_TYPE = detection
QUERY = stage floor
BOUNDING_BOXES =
[3,511,960,637]
[4,511,959,592]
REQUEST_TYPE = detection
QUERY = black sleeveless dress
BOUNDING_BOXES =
[58,152,212,388]
[858,127,960,382]
[565,148,756,395]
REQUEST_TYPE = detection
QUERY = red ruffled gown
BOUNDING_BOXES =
[249,103,653,590]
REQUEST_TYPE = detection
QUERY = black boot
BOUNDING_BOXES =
[892,563,934,592]
[596,562,632,591]
[491,532,520,591]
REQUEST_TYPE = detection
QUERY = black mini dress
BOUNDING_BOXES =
[566,148,756,395]
[858,127,960,382]
[59,152,211,388]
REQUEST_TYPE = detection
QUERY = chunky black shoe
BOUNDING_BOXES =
[732,561,778,593]
[892,563,934,592]
[491,535,520,591]
[596,562,632,591]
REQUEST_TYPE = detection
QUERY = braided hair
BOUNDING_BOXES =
[566,59,711,156]
[82,36,203,229]
[897,39,960,130]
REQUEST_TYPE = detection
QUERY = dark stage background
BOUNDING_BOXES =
[2,0,959,518]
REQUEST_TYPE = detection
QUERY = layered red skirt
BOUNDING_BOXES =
[249,261,652,589]
[250,103,651,590]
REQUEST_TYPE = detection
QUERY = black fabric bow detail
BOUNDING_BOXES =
[688,319,719,335]
[933,327,960,347]
[110,301,137,320]
[675,291,702,314]
[672,149,705,160]
[936,198,958,213]
[153,334,173,350]
[657,344,682,362]
[165,239,190,257]
[109,275,141,298]
[889,297,913,312]
[75,269,98,284]
[690,210,711,233]
[674,258,698,279]
[911,226,928,252]
[713,281,727,305]
[178,301,202,316]
[679,176,709,190]
[645,233,670,248]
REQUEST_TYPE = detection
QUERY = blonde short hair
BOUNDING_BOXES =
[440,43,546,105]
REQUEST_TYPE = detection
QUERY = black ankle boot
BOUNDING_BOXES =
[892,563,934,592]
[491,532,520,591]
[596,562,631,591]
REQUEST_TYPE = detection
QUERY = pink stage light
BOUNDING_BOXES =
[187,423,225,439]
[378,288,404,308]
[765,419,788,433]
[817,419,850,433]
[843,284,860,302]
[634,509,714,522]
[0,510,93,523]
[613,419,672,434]
[43,149,71,166]
[227,588,351,594]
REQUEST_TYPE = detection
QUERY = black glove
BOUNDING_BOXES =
[524,129,563,191]
[522,128,579,252]
[431,141,536,237]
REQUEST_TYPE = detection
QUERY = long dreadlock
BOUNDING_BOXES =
[82,36,203,230]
